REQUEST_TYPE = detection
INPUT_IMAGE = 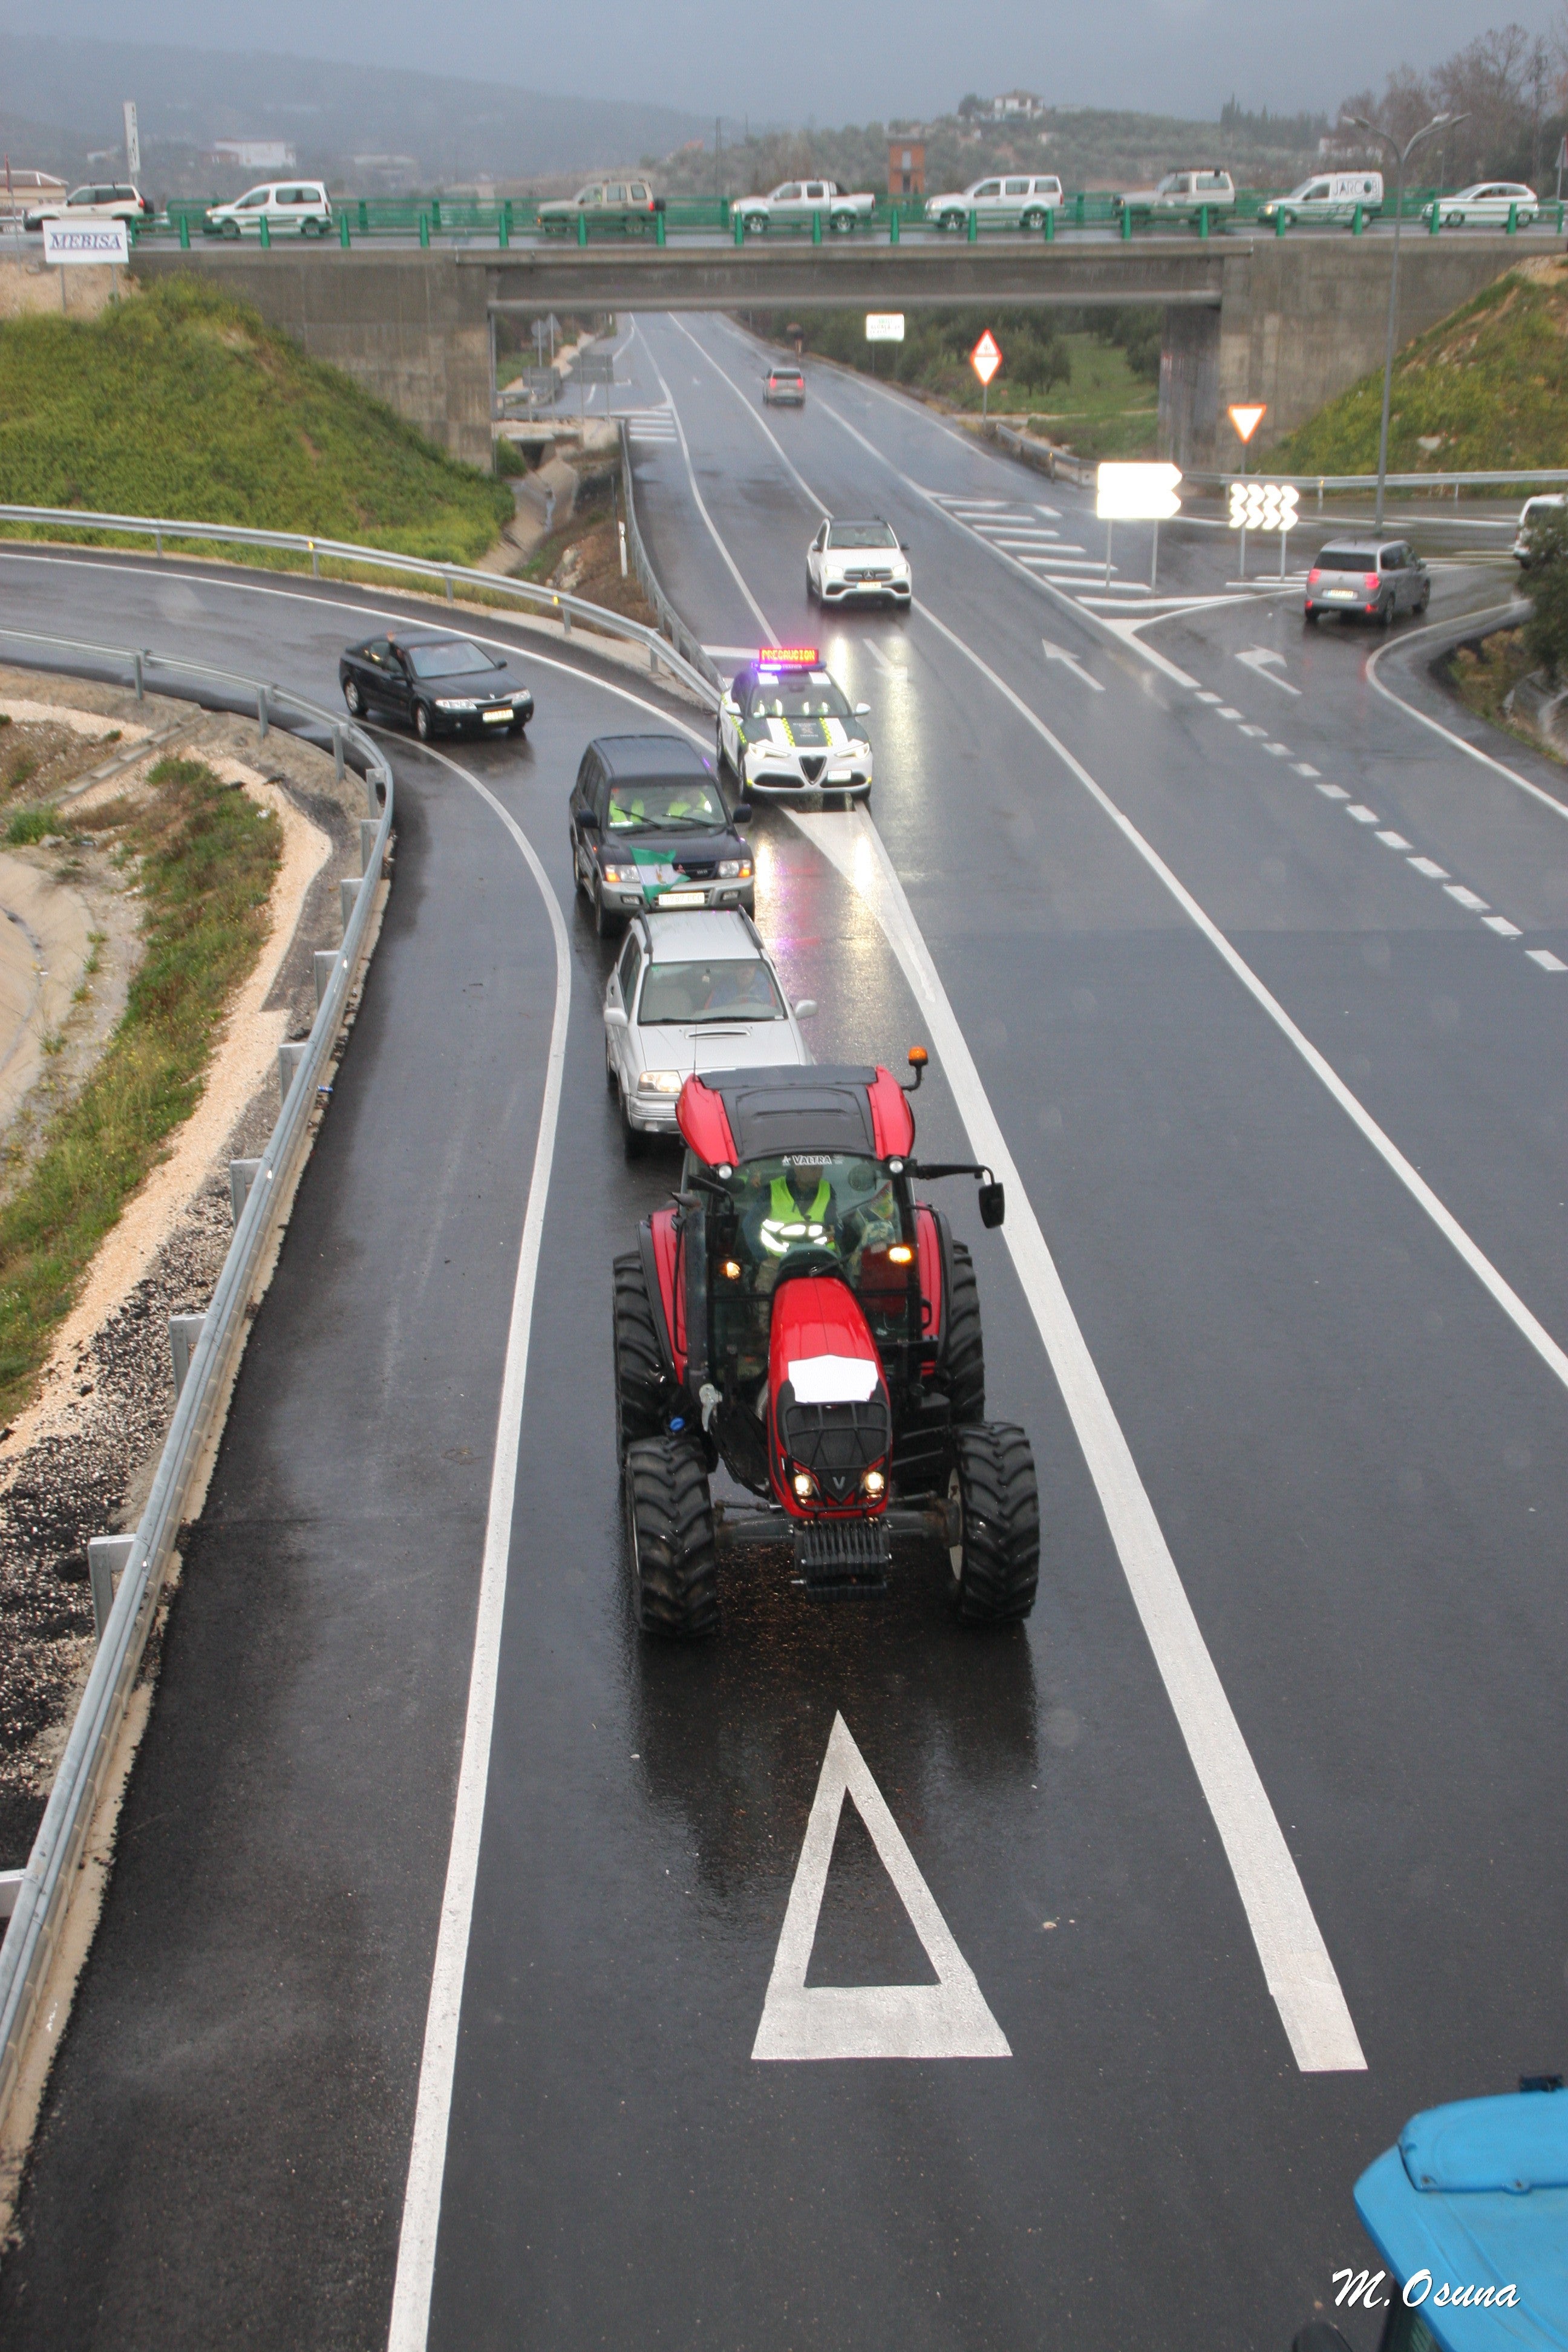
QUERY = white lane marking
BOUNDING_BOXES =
[1483,915,1523,937]
[1217,706,1243,720]
[1408,855,1449,878]
[1089,613,1201,682]
[1033,501,1063,519]
[1376,830,1412,849]
[1366,604,1568,828]
[1236,647,1301,696]
[1042,638,1105,691]
[634,327,777,636]
[752,1714,1010,2063]
[863,639,907,679]
[901,599,1568,1411]
[1263,742,1291,757]
[1445,884,1491,910]
[791,800,1365,2074]
[387,748,572,2352]
[1527,947,1568,970]
[1318,785,1350,800]
[1195,691,1223,704]
[1293,763,1321,777]
[659,313,829,520]
[1238,725,1269,739]
[1347,805,1380,824]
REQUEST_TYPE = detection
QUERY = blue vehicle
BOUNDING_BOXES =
[1299,2082,1567,2352]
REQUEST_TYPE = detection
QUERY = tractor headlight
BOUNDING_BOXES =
[861,1468,886,1498]
[791,1468,818,1501]
[637,1070,682,1094]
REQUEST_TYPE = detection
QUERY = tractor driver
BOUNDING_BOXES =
[738,1159,841,1291]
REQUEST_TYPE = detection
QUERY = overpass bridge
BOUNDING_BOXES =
[136,235,1532,473]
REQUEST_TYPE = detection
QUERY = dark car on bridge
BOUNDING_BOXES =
[338,633,534,741]
[570,733,753,935]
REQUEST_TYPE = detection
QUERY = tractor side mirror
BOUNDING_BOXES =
[978,1180,1005,1229]
[604,1006,628,1029]
[793,998,817,1019]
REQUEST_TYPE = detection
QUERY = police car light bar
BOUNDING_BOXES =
[756,646,819,665]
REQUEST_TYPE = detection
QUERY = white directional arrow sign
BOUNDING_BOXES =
[1235,646,1301,695]
[1042,637,1105,691]
[1096,462,1183,520]
[752,1714,1010,2062]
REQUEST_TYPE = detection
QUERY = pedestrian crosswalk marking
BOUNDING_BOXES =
[751,1713,1010,2062]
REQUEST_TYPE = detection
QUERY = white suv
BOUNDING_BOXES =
[927,174,1062,231]
[24,182,154,232]
[205,181,333,238]
[603,908,815,1146]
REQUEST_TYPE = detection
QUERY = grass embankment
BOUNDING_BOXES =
[0,757,280,1417]
[1277,258,1568,473]
[0,277,511,563]
[746,305,1160,453]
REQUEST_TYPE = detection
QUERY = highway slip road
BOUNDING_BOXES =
[0,350,1563,2352]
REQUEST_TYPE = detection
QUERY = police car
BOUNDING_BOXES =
[717,650,873,800]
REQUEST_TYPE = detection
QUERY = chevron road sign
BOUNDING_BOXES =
[1227,480,1301,532]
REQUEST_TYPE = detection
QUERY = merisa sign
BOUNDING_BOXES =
[42,218,130,266]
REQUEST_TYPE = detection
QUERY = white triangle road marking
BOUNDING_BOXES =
[751,1713,1010,2062]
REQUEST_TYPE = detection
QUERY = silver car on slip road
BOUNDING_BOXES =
[1304,539,1430,626]
[603,908,815,1148]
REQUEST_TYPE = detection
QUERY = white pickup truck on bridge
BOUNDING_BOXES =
[733,180,877,235]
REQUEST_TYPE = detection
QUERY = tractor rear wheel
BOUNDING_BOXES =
[624,1433,718,1636]
[946,1422,1039,1624]
[613,1250,668,1451]
[942,1238,985,1423]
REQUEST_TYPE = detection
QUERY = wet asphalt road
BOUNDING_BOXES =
[0,323,1564,2352]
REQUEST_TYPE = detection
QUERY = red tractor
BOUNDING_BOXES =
[613,1055,1039,1635]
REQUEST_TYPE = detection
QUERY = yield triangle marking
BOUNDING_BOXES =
[751,1714,1010,2062]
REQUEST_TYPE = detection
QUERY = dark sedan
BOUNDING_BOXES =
[338,633,534,740]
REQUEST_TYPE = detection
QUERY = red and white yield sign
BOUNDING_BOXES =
[969,330,1002,388]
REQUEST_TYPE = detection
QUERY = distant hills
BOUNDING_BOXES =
[0,31,711,194]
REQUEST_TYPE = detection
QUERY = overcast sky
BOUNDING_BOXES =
[3,0,1558,123]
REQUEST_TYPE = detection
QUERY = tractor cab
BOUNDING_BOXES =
[613,1058,1038,1635]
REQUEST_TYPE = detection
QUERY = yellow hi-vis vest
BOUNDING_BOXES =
[760,1172,834,1256]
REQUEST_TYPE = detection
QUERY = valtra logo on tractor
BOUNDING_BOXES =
[613,1051,1040,1635]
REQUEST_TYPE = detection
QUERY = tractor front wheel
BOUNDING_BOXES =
[946,1422,1039,1624]
[941,1237,985,1423]
[613,1250,669,1452]
[624,1433,718,1636]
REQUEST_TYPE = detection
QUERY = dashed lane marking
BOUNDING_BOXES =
[1376,831,1412,849]
[1408,855,1449,878]
[1527,948,1568,971]
[1445,884,1491,911]
[1485,915,1523,938]
[753,1715,1010,2063]
[1347,805,1380,824]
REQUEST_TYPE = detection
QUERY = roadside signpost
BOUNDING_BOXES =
[866,312,904,378]
[42,215,128,312]
[1227,477,1299,578]
[970,328,1001,419]
[1095,459,1183,587]
[1226,403,1268,575]
[123,101,140,179]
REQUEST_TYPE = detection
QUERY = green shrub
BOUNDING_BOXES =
[1523,509,1568,683]
[5,805,59,844]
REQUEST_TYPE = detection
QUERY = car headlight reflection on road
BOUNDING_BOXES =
[636,1070,682,1094]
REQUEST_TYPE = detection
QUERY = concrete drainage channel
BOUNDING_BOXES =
[0,624,394,2160]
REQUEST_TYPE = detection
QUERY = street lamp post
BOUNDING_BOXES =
[1348,110,1467,533]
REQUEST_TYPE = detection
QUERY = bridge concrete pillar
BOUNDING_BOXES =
[1158,307,1221,472]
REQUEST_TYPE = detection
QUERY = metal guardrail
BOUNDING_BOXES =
[1180,468,1568,509]
[979,420,1095,486]
[616,426,723,696]
[0,630,393,2149]
[0,506,719,708]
